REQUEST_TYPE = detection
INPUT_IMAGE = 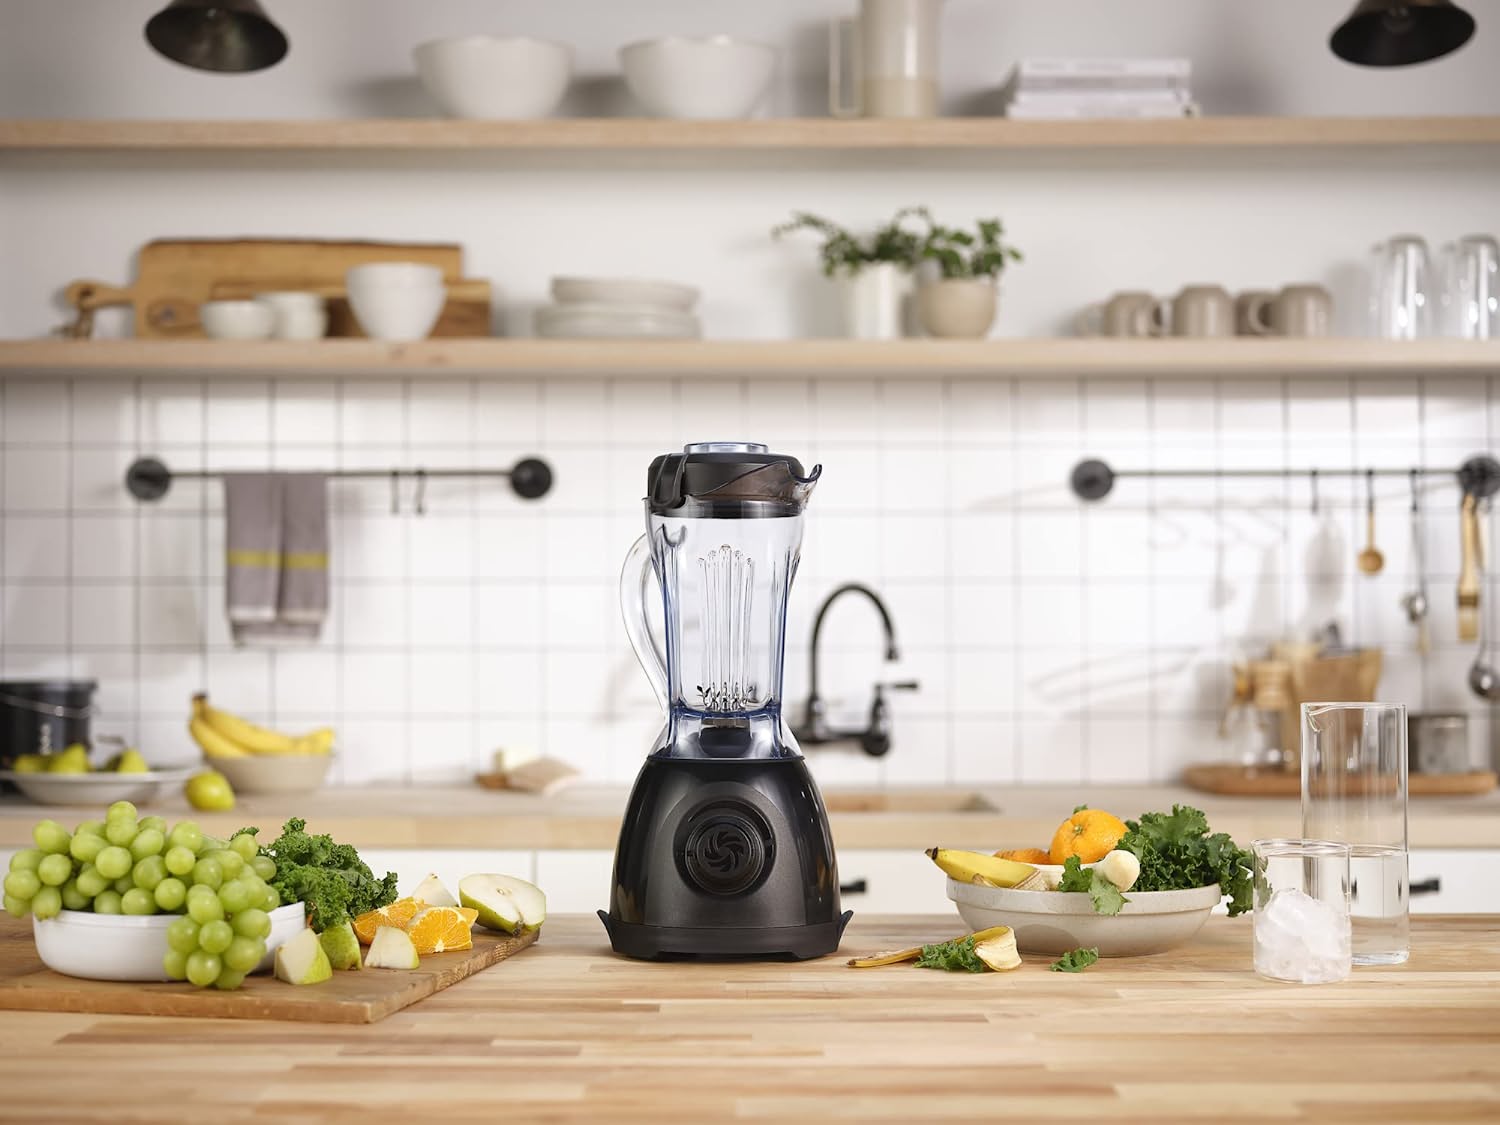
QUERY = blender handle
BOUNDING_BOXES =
[620,533,670,713]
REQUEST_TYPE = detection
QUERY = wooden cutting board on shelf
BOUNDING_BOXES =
[63,238,491,338]
[0,924,536,1024]
[1183,763,1498,797]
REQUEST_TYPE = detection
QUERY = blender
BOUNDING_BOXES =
[598,443,852,960]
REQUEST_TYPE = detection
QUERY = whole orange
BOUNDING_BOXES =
[994,847,1052,865]
[1049,808,1127,865]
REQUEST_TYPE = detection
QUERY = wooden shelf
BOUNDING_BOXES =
[4,116,1500,153]
[5,338,1499,380]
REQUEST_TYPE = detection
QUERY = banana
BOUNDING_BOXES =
[257,727,335,757]
[196,693,301,754]
[926,847,1039,889]
[189,715,250,759]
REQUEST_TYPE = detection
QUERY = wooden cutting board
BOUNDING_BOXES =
[1183,763,1498,797]
[0,925,536,1024]
[64,239,491,338]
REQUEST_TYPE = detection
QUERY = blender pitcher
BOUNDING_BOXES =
[600,443,852,960]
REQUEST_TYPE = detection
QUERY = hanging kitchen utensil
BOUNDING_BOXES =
[146,0,287,73]
[1400,469,1431,653]
[1357,469,1385,575]
[1330,0,1475,67]
[1458,492,1482,642]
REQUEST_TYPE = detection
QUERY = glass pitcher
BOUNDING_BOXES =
[620,443,820,760]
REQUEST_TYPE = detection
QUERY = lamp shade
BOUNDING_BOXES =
[1330,0,1475,66]
[145,0,288,73]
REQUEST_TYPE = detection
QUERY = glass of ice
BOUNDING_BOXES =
[1252,838,1352,985]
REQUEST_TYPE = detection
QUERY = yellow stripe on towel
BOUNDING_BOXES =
[283,552,328,571]
[226,550,328,570]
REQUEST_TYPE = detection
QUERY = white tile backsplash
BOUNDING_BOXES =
[2,374,1495,783]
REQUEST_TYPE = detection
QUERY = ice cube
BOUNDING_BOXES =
[1254,888,1351,984]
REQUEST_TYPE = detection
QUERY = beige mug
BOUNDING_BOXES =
[1235,289,1275,336]
[1242,284,1334,337]
[1076,290,1165,337]
[1165,284,1235,337]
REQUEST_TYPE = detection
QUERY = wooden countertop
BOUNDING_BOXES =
[1,913,1497,1123]
[2,783,1499,850]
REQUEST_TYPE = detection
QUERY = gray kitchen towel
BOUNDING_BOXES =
[276,473,329,630]
[225,473,329,645]
[224,473,281,626]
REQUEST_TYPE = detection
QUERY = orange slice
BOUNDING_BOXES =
[406,906,477,955]
[352,896,426,945]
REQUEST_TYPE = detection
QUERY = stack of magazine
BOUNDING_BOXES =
[1000,58,1198,120]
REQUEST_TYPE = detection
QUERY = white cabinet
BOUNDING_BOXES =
[358,849,535,898]
[835,849,955,915]
[1408,850,1500,914]
[534,850,615,914]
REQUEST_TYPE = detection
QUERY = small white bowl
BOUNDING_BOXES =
[255,291,328,340]
[620,36,777,120]
[200,300,275,340]
[0,767,196,807]
[345,262,446,342]
[415,35,573,119]
[948,877,1222,957]
[535,303,700,339]
[207,753,332,795]
[550,276,700,311]
[33,902,306,981]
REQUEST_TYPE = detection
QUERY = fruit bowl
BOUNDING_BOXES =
[206,754,333,795]
[0,768,196,807]
[32,902,306,982]
[947,878,1222,957]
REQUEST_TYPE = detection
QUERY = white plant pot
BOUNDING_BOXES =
[917,278,998,338]
[842,263,912,339]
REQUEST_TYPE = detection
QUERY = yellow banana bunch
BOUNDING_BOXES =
[189,693,335,759]
[926,847,1044,890]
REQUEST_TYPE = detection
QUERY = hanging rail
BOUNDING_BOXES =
[1069,454,1500,502]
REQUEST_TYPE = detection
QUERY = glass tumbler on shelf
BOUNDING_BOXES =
[1439,234,1500,339]
[1252,838,1352,985]
[1301,702,1409,965]
[1367,235,1432,339]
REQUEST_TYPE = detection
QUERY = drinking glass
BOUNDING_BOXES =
[1301,702,1409,965]
[1367,235,1431,339]
[1439,234,1500,339]
[1252,838,1352,984]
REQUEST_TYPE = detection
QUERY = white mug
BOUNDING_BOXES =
[829,0,942,119]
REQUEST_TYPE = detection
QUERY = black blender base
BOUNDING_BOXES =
[598,910,853,961]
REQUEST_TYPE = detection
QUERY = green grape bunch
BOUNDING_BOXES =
[4,801,279,991]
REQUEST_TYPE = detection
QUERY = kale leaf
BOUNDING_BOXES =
[1049,947,1100,973]
[914,936,988,972]
[239,818,399,932]
[1114,804,1254,916]
[1057,856,1128,916]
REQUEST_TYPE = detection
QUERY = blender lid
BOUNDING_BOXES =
[646,442,820,516]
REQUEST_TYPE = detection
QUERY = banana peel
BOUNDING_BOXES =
[847,925,1014,968]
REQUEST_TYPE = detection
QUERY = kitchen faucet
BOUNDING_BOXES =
[794,583,919,757]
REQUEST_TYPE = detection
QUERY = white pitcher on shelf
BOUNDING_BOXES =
[829,0,944,119]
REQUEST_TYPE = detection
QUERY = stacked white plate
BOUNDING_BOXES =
[537,277,701,339]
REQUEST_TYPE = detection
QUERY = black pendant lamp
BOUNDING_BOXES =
[1330,0,1475,66]
[145,0,288,73]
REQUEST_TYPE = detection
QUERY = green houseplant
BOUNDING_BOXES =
[771,208,928,338]
[912,214,1024,338]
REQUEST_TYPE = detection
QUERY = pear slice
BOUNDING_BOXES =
[458,873,546,935]
[410,873,457,908]
[974,927,1022,971]
[365,925,420,969]
[317,920,364,970]
[274,927,333,985]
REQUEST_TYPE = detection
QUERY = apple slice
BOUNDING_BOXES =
[410,873,457,908]
[459,873,546,935]
[274,927,332,985]
[365,925,420,969]
[318,920,364,970]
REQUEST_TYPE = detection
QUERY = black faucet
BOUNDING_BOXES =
[794,583,919,757]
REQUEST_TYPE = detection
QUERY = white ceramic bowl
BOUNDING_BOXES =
[32,902,306,981]
[345,262,446,342]
[414,35,573,119]
[0,767,196,807]
[550,276,700,311]
[207,753,333,795]
[535,303,700,339]
[200,300,274,340]
[948,877,1222,957]
[620,36,777,120]
[255,291,328,340]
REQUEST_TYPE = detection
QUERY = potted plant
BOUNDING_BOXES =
[771,208,926,339]
[913,215,1023,338]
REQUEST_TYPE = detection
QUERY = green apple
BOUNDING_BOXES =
[184,770,235,812]
[318,920,363,971]
[459,873,546,935]
[274,927,332,985]
[410,873,457,908]
[365,925,419,969]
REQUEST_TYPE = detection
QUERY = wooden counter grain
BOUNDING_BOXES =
[0,913,1496,1123]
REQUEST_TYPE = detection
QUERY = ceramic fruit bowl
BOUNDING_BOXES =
[619,36,777,119]
[948,877,1222,957]
[0,768,196,807]
[206,753,333,795]
[32,902,306,981]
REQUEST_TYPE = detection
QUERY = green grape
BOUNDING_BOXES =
[33,820,71,855]
[121,888,156,915]
[185,950,222,988]
[68,833,105,864]
[166,916,200,954]
[129,828,165,860]
[93,890,123,914]
[74,819,105,837]
[139,815,168,835]
[153,877,187,912]
[232,908,271,940]
[31,885,62,919]
[218,879,255,914]
[222,935,265,972]
[187,894,224,925]
[259,886,280,912]
[213,849,244,879]
[104,818,138,847]
[3,870,40,901]
[191,857,223,890]
[60,880,89,911]
[75,865,108,897]
[106,800,138,822]
[167,822,203,854]
[113,876,135,895]
[186,881,216,901]
[94,845,132,880]
[8,848,43,873]
[250,855,276,881]
[162,949,189,981]
[163,846,196,876]
[198,919,233,954]
[212,969,247,991]
[36,853,72,887]
[133,855,168,890]
[230,833,259,861]
[3,894,28,918]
